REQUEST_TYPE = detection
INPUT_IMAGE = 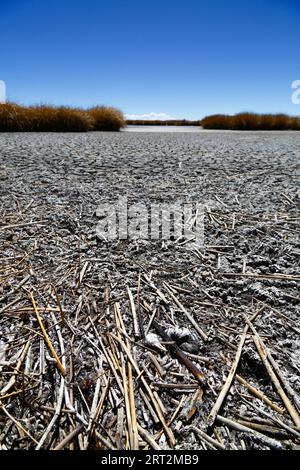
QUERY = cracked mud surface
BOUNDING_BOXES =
[0,130,299,450]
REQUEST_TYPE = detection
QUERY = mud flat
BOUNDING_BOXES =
[0,130,299,450]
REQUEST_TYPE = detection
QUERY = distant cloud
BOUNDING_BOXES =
[125,112,175,120]
[0,80,6,104]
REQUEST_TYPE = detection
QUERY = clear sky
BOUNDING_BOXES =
[0,0,299,119]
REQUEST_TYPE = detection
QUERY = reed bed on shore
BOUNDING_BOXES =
[201,113,300,130]
[0,103,125,132]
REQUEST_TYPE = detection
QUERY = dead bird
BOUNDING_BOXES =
[166,325,199,354]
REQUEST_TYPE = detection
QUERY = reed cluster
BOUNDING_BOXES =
[201,113,300,130]
[0,103,125,132]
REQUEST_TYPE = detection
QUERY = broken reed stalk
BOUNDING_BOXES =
[236,419,290,439]
[244,316,300,429]
[163,282,208,341]
[83,356,102,450]
[114,303,139,450]
[207,306,265,427]
[207,329,248,428]
[137,424,162,450]
[127,286,140,338]
[0,401,39,445]
[136,273,145,339]
[220,272,300,281]
[148,352,166,378]
[235,374,283,415]
[30,292,66,377]
[127,364,139,449]
[109,333,176,447]
[50,284,65,323]
[185,425,226,450]
[87,373,111,446]
[53,424,84,450]
[35,377,65,449]
[264,349,300,414]
[0,274,30,304]
[0,341,30,396]
[216,415,283,450]
[242,397,300,440]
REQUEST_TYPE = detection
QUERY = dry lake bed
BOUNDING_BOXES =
[0,129,299,450]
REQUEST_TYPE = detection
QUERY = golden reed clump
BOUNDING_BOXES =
[0,103,125,132]
[88,106,125,131]
[201,113,300,130]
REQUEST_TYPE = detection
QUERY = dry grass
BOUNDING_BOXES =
[201,113,300,130]
[0,103,31,132]
[28,105,93,132]
[0,103,125,132]
[88,106,125,131]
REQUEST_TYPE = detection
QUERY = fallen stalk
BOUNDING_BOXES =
[216,415,283,450]
[30,292,66,377]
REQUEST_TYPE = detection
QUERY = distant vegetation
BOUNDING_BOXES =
[126,119,202,126]
[127,114,300,130]
[1,106,299,132]
[0,103,125,132]
[201,113,300,130]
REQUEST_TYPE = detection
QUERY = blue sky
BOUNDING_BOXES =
[0,0,299,119]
